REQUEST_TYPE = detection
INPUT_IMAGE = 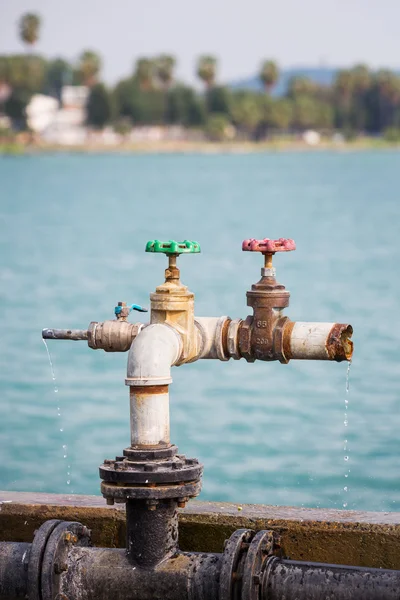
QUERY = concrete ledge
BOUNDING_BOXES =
[1,491,400,569]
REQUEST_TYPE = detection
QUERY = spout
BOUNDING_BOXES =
[42,328,88,340]
[283,322,353,362]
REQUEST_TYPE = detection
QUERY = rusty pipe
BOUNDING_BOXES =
[283,322,353,362]
[42,321,144,352]
[42,328,88,340]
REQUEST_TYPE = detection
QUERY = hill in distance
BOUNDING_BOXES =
[229,67,338,95]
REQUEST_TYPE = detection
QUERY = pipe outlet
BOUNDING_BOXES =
[125,324,182,387]
[283,322,353,362]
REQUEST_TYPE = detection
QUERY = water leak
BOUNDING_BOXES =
[343,360,352,508]
[43,339,72,491]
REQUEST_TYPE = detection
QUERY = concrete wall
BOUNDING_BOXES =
[1,491,399,570]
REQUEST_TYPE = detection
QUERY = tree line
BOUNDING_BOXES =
[2,12,400,141]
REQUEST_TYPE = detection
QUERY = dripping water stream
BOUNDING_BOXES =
[343,360,351,508]
[43,339,72,490]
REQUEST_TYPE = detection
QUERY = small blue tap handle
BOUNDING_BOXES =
[114,304,148,316]
[130,304,148,313]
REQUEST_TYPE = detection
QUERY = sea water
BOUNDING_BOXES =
[0,151,399,511]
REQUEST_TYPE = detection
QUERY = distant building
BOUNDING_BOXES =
[26,86,89,145]
[26,95,59,133]
[61,86,89,110]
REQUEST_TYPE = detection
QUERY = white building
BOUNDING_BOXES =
[26,86,89,145]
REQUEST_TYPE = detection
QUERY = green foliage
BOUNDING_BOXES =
[260,60,279,91]
[86,83,113,128]
[2,55,46,92]
[288,76,316,98]
[134,58,154,90]
[165,85,206,126]
[205,113,233,141]
[3,26,400,142]
[268,99,293,130]
[4,87,32,127]
[197,56,217,87]
[113,117,132,136]
[383,127,400,143]
[45,58,72,100]
[113,77,164,124]
[155,55,176,88]
[230,91,262,136]
[77,50,101,86]
[206,85,231,115]
[19,13,41,47]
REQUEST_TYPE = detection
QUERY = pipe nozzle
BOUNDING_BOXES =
[42,328,89,341]
[283,322,353,362]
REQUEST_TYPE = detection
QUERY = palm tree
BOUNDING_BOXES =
[197,56,217,88]
[287,76,315,98]
[77,50,101,87]
[135,58,154,90]
[350,65,371,132]
[19,13,41,50]
[155,55,176,89]
[259,60,279,93]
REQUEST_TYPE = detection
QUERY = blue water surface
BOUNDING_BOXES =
[0,151,399,512]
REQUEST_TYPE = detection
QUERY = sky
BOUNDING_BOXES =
[1,0,400,85]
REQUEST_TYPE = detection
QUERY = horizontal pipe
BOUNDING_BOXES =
[194,316,229,360]
[263,557,400,600]
[42,328,88,341]
[0,542,30,599]
[60,547,221,600]
[284,322,353,362]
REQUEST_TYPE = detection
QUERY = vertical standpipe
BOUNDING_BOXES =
[129,385,170,446]
[126,324,182,447]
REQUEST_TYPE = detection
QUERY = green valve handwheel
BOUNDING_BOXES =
[145,240,201,255]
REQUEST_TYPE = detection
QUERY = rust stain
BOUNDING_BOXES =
[221,318,230,357]
[326,324,353,362]
[282,320,295,360]
[131,385,169,396]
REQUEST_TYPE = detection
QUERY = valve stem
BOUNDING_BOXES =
[165,255,180,282]
[264,253,273,269]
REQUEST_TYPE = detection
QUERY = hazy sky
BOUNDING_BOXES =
[1,0,400,85]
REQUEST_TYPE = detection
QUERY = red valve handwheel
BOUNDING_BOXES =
[242,238,296,253]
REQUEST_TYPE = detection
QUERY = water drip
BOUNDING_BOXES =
[343,361,351,508]
[43,339,71,491]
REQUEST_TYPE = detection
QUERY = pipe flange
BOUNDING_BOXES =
[100,454,203,485]
[241,530,277,600]
[123,445,178,461]
[101,479,202,504]
[219,529,254,600]
[215,316,230,361]
[273,316,291,364]
[227,318,242,360]
[238,316,255,363]
[27,519,62,600]
[40,521,91,600]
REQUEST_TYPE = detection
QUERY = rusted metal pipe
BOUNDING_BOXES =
[42,328,89,340]
[42,321,144,352]
[263,557,400,600]
[0,542,30,599]
[283,322,353,362]
[59,546,221,600]
[125,499,179,567]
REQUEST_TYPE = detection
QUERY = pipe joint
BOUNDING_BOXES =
[126,323,182,387]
